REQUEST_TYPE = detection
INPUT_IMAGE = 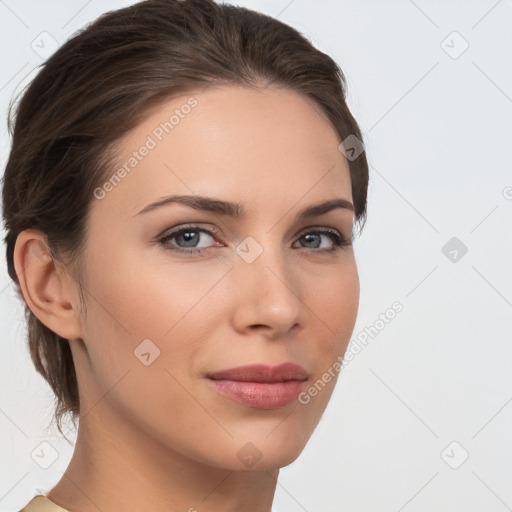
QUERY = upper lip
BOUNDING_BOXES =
[206,363,308,383]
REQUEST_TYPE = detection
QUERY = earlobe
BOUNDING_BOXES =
[13,229,83,341]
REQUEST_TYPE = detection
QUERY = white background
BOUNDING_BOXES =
[1,1,511,511]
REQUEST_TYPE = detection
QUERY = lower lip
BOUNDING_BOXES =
[207,378,306,409]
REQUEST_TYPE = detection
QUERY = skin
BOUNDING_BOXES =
[15,84,360,512]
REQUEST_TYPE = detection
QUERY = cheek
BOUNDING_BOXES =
[307,258,360,353]
[83,241,220,336]
[76,248,212,433]
[295,264,359,430]
[79,243,229,379]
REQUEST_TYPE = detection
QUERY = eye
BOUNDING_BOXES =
[158,225,219,254]
[158,225,352,255]
[293,228,352,252]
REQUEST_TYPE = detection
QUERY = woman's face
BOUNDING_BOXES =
[72,84,359,470]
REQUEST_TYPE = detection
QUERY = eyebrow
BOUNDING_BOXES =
[134,194,354,219]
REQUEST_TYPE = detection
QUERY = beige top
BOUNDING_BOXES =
[19,495,69,512]
[19,493,281,511]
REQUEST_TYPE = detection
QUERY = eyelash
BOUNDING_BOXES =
[158,224,352,256]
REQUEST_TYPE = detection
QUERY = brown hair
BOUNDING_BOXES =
[1,0,369,436]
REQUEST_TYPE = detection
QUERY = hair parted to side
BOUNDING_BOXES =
[1,0,369,436]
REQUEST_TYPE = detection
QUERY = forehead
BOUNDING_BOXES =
[94,84,352,219]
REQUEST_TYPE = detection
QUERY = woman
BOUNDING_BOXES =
[3,0,369,510]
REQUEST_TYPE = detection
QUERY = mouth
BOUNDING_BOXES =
[206,363,309,409]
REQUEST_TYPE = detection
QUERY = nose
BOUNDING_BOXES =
[229,239,302,339]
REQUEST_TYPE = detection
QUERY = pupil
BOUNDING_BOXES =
[304,234,320,248]
[181,231,198,247]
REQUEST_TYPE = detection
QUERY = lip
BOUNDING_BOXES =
[206,363,308,409]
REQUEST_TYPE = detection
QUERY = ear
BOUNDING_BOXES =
[13,229,83,341]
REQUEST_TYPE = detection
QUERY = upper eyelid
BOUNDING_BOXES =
[161,223,344,234]
[159,224,348,243]
[159,224,220,239]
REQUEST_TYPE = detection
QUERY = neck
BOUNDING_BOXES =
[47,405,279,512]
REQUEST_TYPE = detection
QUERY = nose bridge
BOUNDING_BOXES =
[231,232,302,332]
